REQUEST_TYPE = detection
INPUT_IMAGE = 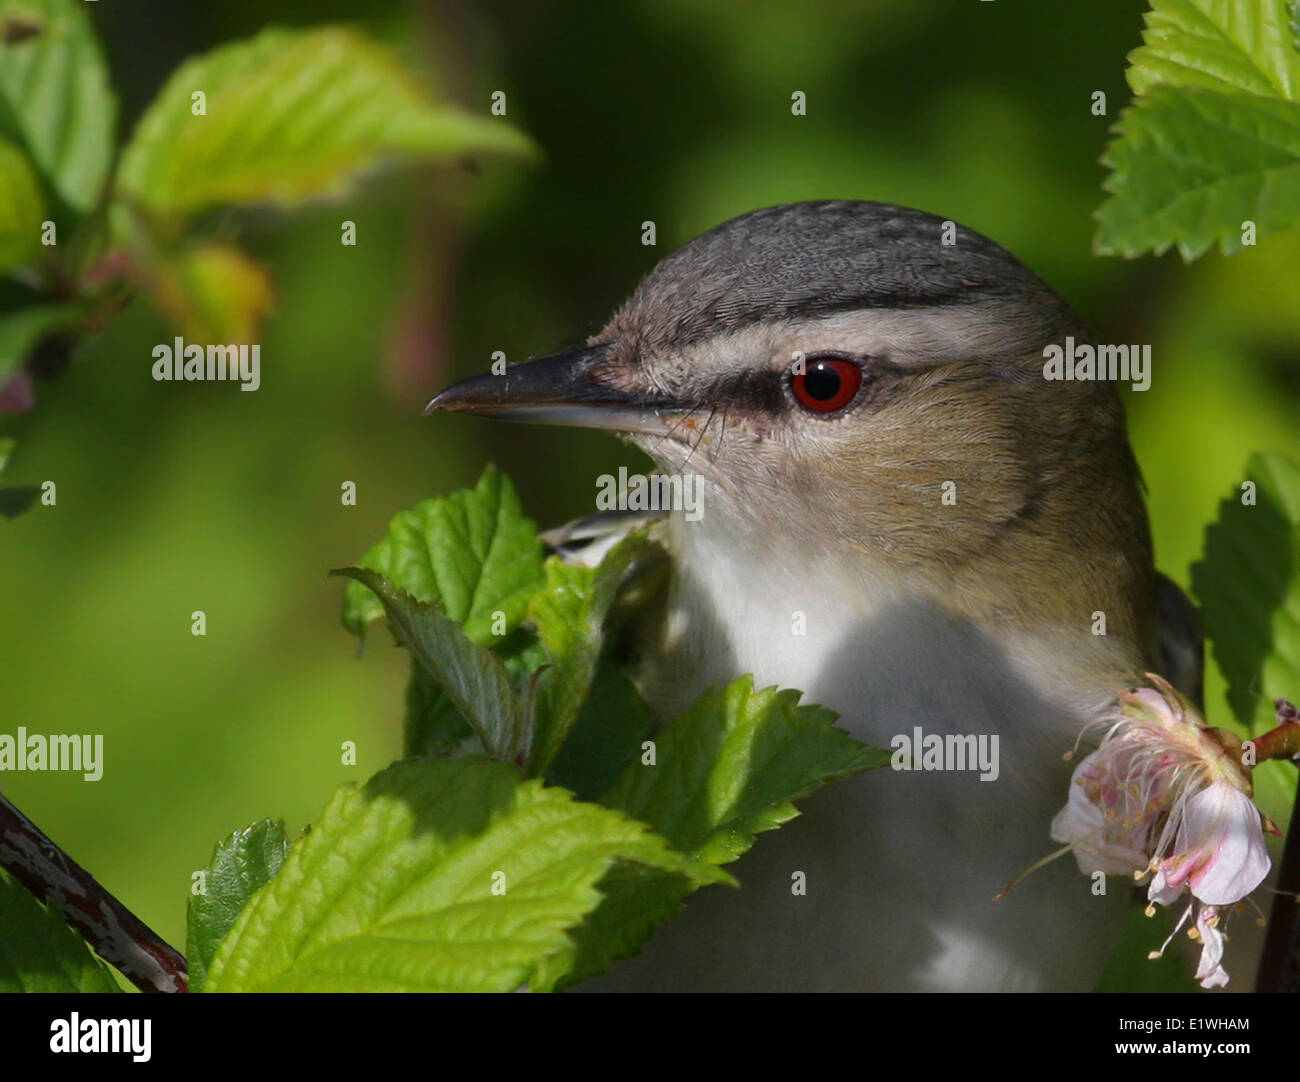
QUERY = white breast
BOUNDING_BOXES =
[595,510,1131,991]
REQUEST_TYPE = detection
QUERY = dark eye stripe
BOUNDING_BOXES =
[687,353,902,417]
[704,368,787,413]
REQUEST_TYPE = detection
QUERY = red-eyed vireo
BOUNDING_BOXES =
[427,201,1201,991]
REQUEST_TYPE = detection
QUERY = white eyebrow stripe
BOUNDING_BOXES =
[656,304,1073,384]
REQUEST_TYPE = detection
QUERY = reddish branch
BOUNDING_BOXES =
[0,790,187,993]
[1250,702,1300,764]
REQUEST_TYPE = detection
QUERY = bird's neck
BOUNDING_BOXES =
[640,503,1155,749]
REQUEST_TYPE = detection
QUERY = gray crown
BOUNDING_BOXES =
[608,200,1076,352]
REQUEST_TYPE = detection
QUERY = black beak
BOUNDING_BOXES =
[424,343,682,435]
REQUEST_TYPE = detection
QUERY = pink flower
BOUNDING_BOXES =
[1049,675,1271,988]
[1146,784,1270,907]
[1049,736,1168,876]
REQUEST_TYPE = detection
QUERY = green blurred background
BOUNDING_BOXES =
[2,0,1298,972]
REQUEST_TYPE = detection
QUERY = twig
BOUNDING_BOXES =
[0,790,187,993]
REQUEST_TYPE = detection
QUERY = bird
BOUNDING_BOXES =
[426,200,1202,991]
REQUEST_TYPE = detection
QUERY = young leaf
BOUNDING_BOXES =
[0,134,44,271]
[527,532,656,775]
[187,820,289,993]
[147,243,274,344]
[341,469,548,760]
[0,869,120,992]
[536,675,889,989]
[202,759,726,993]
[403,659,474,758]
[403,631,548,759]
[116,26,536,219]
[0,0,116,212]
[342,465,545,644]
[334,566,530,763]
[1192,453,1300,732]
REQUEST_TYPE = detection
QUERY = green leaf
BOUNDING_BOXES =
[343,465,545,643]
[1192,453,1300,733]
[186,819,289,993]
[0,133,43,270]
[0,0,116,212]
[1096,0,1300,258]
[1127,0,1300,100]
[1095,86,1300,259]
[0,301,81,384]
[403,658,473,758]
[605,674,890,863]
[334,566,531,763]
[537,675,889,990]
[403,630,547,759]
[545,661,659,802]
[116,26,536,218]
[342,468,551,762]
[202,759,725,993]
[0,869,120,992]
[530,860,699,992]
[527,532,655,775]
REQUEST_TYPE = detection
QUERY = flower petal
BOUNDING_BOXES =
[1178,785,1270,906]
[1193,906,1230,989]
[1056,753,1151,875]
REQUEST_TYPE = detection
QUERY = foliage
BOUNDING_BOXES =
[185,469,882,992]
[0,1,535,447]
[1096,0,1300,257]
[1,0,1297,997]
[0,869,120,993]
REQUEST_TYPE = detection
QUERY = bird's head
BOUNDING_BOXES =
[429,202,1151,606]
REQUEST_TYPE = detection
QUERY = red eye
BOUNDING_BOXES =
[789,357,862,413]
